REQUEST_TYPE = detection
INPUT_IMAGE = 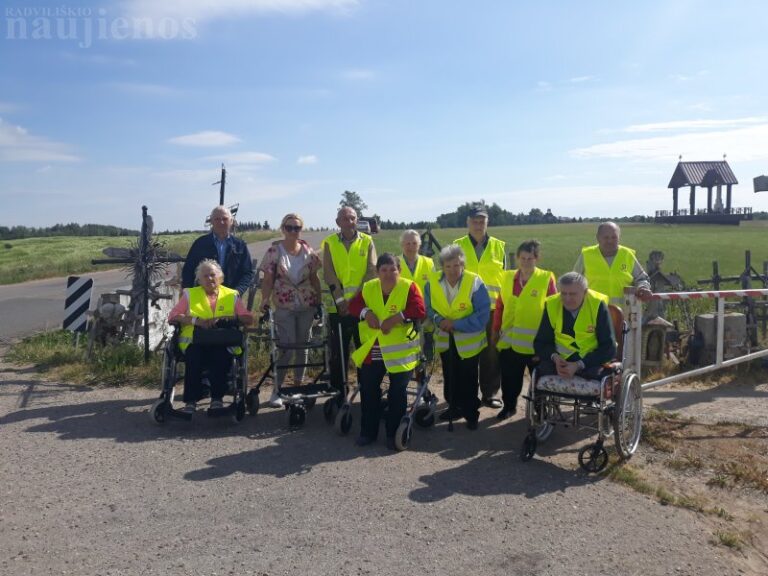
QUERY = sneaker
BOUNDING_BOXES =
[482,397,503,409]
[267,391,283,408]
[181,402,196,414]
[210,400,224,410]
[496,406,516,420]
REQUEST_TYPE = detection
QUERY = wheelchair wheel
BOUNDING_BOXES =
[288,405,306,427]
[232,399,246,424]
[246,389,260,416]
[613,371,643,459]
[414,406,435,428]
[149,398,167,425]
[323,398,338,423]
[520,433,537,461]
[524,397,554,442]
[578,442,609,473]
[394,419,412,451]
[335,404,353,435]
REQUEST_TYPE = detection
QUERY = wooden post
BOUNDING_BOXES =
[690,184,696,215]
[673,188,678,216]
[726,184,732,213]
[707,186,712,213]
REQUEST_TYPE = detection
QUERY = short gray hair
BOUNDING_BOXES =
[558,271,588,291]
[210,205,233,220]
[439,244,465,267]
[597,221,620,236]
[195,258,224,285]
[399,229,421,244]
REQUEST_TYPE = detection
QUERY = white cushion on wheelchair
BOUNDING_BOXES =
[535,374,601,397]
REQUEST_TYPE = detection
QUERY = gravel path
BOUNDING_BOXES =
[1,354,749,576]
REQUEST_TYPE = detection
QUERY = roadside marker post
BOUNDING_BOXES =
[64,275,93,347]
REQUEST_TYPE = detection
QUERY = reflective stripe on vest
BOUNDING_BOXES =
[454,235,505,308]
[323,232,372,311]
[581,244,635,306]
[351,278,420,373]
[399,254,434,294]
[429,270,487,359]
[544,289,608,358]
[496,267,554,354]
[178,286,239,353]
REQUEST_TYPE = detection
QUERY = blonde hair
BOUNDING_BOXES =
[280,213,304,229]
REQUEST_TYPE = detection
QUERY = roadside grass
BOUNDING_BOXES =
[713,530,746,551]
[0,230,277,285]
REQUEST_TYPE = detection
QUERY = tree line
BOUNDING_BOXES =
[0,223,139,240]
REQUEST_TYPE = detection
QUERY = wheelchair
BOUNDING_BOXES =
[520,305,643,473]
[333,320,438,451]
[149,320,249,424]
[247,305,342,427]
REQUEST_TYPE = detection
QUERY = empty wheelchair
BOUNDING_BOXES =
[520,305,643,473]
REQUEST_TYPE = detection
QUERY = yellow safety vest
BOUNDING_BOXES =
[454,235,505,308]
[178,286,238,353]
[399,254,434,294]
[322,232,373,312]
[545,289,608,359]
[351,278,420,373]
[429,270,487,359]
[581,244,635,306]
[497,267,555,354]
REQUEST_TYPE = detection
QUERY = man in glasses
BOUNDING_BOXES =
[182,205,254,296]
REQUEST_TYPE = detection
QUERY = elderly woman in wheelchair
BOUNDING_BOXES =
[522,271,643,472]
[162,259,253,419]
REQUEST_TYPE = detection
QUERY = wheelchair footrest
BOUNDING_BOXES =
[206,405,235,417]
[280,383,339,397]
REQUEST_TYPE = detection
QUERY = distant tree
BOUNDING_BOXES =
[263,220,270,230]
[339,190,368,217]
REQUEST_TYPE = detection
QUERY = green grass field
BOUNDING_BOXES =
[371,221,768,287]
[0,230,277,285]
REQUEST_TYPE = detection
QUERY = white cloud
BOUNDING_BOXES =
[0,118,81,163]
[168,131,241,147]
[341,68,375,81]
[62,51,137,67]
[625,117,767,133]
[202,151,277,166]
[124,0,359,22]
[535,80,552,92]
[571,123,768,162]
[297,154,318,165]
[569,75,595,83]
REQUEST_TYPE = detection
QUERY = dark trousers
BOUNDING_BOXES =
[499,348,537,410]
[329,313,361,391]
[183,344,233,403]
[440,334,480,421]
[536,359,604,380]
[479,319,501,399]
[359,362,411,439]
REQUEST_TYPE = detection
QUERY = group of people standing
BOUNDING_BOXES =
[174,202,652,448]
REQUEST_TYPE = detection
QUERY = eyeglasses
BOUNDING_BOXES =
[284,225,302,232]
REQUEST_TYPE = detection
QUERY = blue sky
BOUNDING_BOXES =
[4,0,768,230]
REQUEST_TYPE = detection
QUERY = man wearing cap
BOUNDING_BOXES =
[182,205,254,296]
[573,221,651,308]
[323,206,378,392]
[453,203,505,409]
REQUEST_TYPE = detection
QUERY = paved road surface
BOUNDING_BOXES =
[0,232,326,341]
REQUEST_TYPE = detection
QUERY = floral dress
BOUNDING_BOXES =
[259,240,321,310]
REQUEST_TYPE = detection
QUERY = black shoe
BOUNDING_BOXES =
[386,437,396,451]
[482,397,503,409]
[466,418,478,430]
[355,435,376,447]
[496,406,516,420]
[439,407,463,421]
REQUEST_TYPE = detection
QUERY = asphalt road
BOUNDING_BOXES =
[0,232,326,342]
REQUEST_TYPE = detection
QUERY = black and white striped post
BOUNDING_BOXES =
[64,275,93,346]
